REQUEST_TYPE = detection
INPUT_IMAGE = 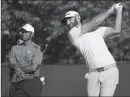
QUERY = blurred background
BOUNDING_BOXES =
[1,0,130,65]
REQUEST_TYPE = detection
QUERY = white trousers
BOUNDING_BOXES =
[85,66,119,96]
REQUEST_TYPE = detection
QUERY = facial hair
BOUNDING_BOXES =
[68,18,78,29]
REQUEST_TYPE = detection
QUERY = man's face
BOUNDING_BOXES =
[19,29,33,41]
[66,16,78,28]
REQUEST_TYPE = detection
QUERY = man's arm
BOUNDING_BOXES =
[21,64,40,74]
[81,4,115,34]
[46,26,66,43]
[8,47,17,68]
[103,3,123,38]
[21,47,43,74]
[8,47,24,76]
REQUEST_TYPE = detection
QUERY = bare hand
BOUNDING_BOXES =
[16,67,24,75]
[14,66,25,77]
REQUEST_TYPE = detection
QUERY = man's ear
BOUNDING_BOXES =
[31,33,34,37]
[75,15,80,22]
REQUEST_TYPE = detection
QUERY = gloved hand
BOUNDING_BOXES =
[114,3,123,10]
[40,77,45,85]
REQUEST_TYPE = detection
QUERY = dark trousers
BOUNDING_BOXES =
[9,77,42,97]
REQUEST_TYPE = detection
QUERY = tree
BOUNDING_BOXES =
[1,0,130,64]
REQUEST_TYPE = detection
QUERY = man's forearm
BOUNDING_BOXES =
[92,8,113,26]
[114,8,123,32]
[46,31,65,42]
[82,5,114,34]
[9,63,38,74]
[21,64,39,74]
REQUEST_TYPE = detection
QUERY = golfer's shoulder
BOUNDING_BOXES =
[32,42,41,50]
[11,44,21,51]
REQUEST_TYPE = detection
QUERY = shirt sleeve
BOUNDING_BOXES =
[8,47,17,66]
[32,47,43,65]
[96,27,108,38]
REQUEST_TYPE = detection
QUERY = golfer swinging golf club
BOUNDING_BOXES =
[46,3,123,96]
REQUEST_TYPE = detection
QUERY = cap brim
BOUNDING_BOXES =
[19,27,26,31]
[61,15,76,25]
[60,17,67,25]
[18,28,31,34]
[19,27,34,33]
[17,27,24,32]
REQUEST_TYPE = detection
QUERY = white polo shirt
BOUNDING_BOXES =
[68,26,116,69]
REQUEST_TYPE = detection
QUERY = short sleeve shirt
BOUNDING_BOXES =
[9,42,43,82]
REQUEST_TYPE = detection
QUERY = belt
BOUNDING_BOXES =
[89,64,117,72]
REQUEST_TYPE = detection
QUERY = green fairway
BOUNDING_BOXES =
[1,63,130,96]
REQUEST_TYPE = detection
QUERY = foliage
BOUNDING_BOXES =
[1,0,130,64]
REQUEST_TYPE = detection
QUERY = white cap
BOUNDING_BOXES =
[61,11,80,24]
[20,24,34,33]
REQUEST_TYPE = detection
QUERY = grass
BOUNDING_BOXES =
[1,63,130,96]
